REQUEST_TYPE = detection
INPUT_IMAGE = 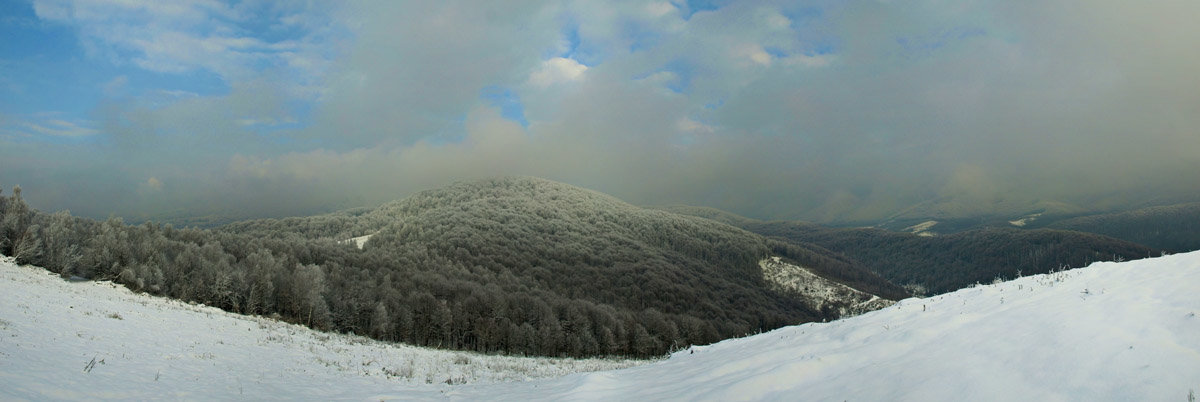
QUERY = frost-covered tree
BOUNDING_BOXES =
[39,211,84,277]
[292,263,330,329]
[0,177,917,358]
[370,301,392,340]
[0,185,41,265]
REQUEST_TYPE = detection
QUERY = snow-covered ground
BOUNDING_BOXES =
[760,256,893,316]
[3,252,1199,400]
[0,256,643,400]
[343,233,375,249]
[904,220,939,236]
[1009,212,1043,227]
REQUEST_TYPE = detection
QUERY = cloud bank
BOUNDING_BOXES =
[2,0,1199,223]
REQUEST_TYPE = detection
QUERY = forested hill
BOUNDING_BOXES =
[0,178,905,359]
[217,177,907,348]
[219,177,904,300]
[1043,202,1200,253]
[658,206,1158,295]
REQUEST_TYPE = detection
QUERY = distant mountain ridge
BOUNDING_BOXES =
[1043,202,1200,252]
[855,201,1200,254]
[658,205,1158,294]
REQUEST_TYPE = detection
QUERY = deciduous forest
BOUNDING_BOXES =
[1,178,903,358]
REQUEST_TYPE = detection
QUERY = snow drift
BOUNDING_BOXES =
[2,252,1199,400]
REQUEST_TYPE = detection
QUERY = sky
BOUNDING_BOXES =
[2,0,1199,223]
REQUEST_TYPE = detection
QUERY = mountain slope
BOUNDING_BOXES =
[749,223,1157,294]
[659,206,1158,294]
[1044,202,1200,252]
[0,256,643,399]
[5,250,1196,400]
[216,177,906,355]
[452,250,1198,401]
[1,177,904,359]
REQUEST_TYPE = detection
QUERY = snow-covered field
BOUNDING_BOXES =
[0,256,643,400]
[3,252,1199,400]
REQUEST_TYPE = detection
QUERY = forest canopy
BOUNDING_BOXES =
[0,177,903,358]
[659,206,1159,295]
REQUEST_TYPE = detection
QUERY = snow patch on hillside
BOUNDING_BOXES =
[759,257,894,316]
[343,233,375,249]
[904,220,938,236]
[1009,212,1043,227]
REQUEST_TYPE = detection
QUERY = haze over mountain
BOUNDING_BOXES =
[3,1,1200,224]
[661,205,1158,294]
[1044,202,1200,253]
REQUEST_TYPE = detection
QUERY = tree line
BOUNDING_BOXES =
[740,221,1158,294]
[1045,202,1200,253]
[1,178,905,358]
[658,205,1162,295]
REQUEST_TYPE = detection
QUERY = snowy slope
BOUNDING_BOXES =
[3,252,1199,400]
[760,257,893,316]
[0,256,643,400]
[436,251,1200,401]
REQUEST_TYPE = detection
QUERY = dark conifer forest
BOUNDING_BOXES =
[0,178,904,358]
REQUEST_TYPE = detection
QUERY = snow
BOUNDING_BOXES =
[905,220,939,236]
[4,251,1200,400]
[0,256,643,400]
[760,257,894,316]
[344,233,374,249]
[1009,213,1043,227]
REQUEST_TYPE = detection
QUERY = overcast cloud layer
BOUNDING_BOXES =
[2,0,1199,223]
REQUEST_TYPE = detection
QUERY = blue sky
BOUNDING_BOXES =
[2,0,1199,223]
[1,0,832,144]
[2,3,103,139]
[1,1,337,143]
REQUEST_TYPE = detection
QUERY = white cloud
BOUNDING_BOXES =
[733,43,773,66]
[11,0,1200,223]
[101,75,128,96]
[676,117,715,134]
[764,11,791,30]
[32,0,338,98]
[30,0,69,21]
[528,57,589,88]
[645,2,677,18]
[635,71,679,91]
[782,54,833,68]
[145,177,163,190]
[235,116,297,127]
[308,1,560,146]
[21,118,99,138]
